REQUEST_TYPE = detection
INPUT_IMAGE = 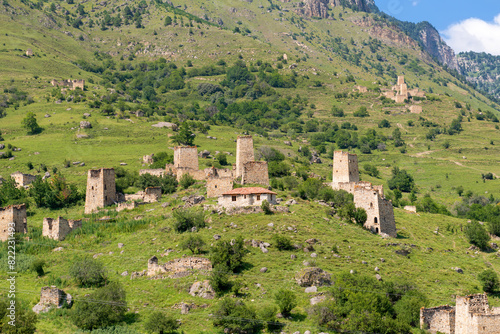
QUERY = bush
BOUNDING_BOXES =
[213,298,261,334]
[272,234,294,251]
[388,167,415,192]
[378,119,391,128]
[464,221,491,250]
[297,178,323,200]
[172,208,205,233]
[216,153,228,166]
[30,259,46,276]
[136,173,178,194]
[274,289,297,316]
[261,199,273,215]
[144,311,179,334]
[257,304,282,332]
[69,256,107,288]
[394,291,428,327]
[478,269,499,293]
[353,208,367,226]
[0,302,38,333]
[209,236,246,272]
[331,105,344,117]
[71,282,126,330]
[363,164,380,178]
[179,173,195,189]
[150,152,173,168]
[353,106,369,117]
[209,264,231,296]
[179,234,205,254]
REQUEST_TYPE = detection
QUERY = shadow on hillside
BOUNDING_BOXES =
[235,261,254,273]
[123,312,139,325]
[289,312,307,322]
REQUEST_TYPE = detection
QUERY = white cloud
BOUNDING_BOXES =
[412,1,419,6]
[442,14,500,55]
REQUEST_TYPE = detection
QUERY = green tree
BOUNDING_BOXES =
[353,106,369,117]
[171,122,195,146]
[272,234,293,251]
[478,269,499,293]
[388,167,415,192]
[164,16,172,26]
[274,289,297,316]
[30,259,46,276]
[209,263,231,296]
[216,153,228,166]
[172,208,205,233]
[261,199,273,215]
[144,311,179,334]
[464,221,491,250]
[213,298,261,333]
[210,236,246,272]
[0,302,38,334]
[179,173,195,189]
[69,256,107,288]
[71,282,127,330]
[22,112,42,135]
[180,234,205,254]
[353,208,367,226]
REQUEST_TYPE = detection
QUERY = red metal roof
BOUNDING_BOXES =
[222,187,276,196]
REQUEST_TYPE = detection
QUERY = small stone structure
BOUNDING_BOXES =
[143,154,154,164]
[355,85,368,93]
[139,168,165,177]
[207,177,233,198]
[42,217,82,241]
[242,161,269,185]
[404,205,417,213]
[26,48,33,56]
[384,76,425,103]
[218,187,277,208]
[332,151,397,237]
[147,256,211,277]
[10,171,36,189]
[420,293,500,334]
[116,201,139,212]
[410,105,423,114]
[51,79,84,91]
[0,204,27,242]
[124,187,162,203]
[32,286,72,314]
[84,168,116,214]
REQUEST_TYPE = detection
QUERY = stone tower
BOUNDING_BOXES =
[332,151,359,187]
[236,136,255,178]
[0,204,27,242]
[173,146,199,170]
[84,168,116,214]
[397,75,405,86]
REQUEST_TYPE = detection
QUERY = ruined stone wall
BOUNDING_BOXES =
[148,256,212,277]
[11,172,36,188]
[143,154,154,164]
[39,286,65,306]
[236,136,255,178]
[397,76,405,86]
[241,161,269,185]
[174,146,199,170]
[353,186,396,237]
[404,205,417,212]
[84,168,116,214]
[456,294,490,334]
[139,169,165,177]
[42,217,82,241]
[51,79,84,91]
[410,105,423,114]
[116,202,139,212]
[378,197,397,237]
[218,193,276,208]
[332,151,359,187]
[205,167,234,179]
[0,204,27,242]
[207,177,233,198]
[176,168,206,181]
[144,187,162,203]
[395,94,407,103]
[471,314,500,334]
[420,306,455,334]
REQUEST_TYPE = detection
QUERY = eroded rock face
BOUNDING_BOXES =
[299,0,329,18]
[189,280,215,299]
[418,25,458,71]
[295,267,331,287]
[330,0,377,12]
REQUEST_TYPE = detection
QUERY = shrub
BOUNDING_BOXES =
[22,111,42,135]
[179,173,195,189]
[261,199,273,215]
[363,164,380,178]
[257,304,281,332]
[30,259,46,276]
[272,234,294,251]
[0,302,37,333]
[353,208,367,226]
[331,105,344,117]
[209,236,246,272]
[172,208,205,233]
[136,173,178,194]
[478,269,499,293]
[71,282,127,330]
[216,153,228,166]
[69,256,107,288]
[274,289,297,316]
[464,221,490,250]
[213,298,261,334]
[353,106,369,117]
[388,167,415,192]
[378,119,391,128]
[150,151,173,168]
[144,311,179,334]
[209,264,231,296]
[179,234,205,254]
[394,290,428,327]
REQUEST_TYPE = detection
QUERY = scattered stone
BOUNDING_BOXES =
[305,331,311,334]
[79,162,85,167]
[53,247,63,252]
[261,246,269,253]
[260,267,268,273]
[182,195,205,207]
[453,267,464,274]
[181,303,190,314]
[118,243,124,248]
[120,162,127,166]
[375,267,380,272]
[213,234,221,240]
[93,253,103,259]
[0,144,4,150]
[189,280,215,299]
[375,274,382,281]
[108,251,113,255]
[311,253,317,258]
[362,261,367,264]
[305,286,317,293]
[380,258,386,262]
[83,113,91,117]
[310,295,326,305]
[284,141,292,146]
[80,121,92,129]
[44,114,51,118]
[267,223,274,227]
[121,271,128,276]
[295,267,331,287]
[291,254,297,259]
[350,270,355,274]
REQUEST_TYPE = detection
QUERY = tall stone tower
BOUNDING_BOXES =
[0,204,27,242]
[236,136,255,178]
[84,168,116,214]
[397,75,405,86]
[332,151,359,187]
[173,146,199,170]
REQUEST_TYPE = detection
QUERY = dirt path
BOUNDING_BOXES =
[412,152,499,178]
[412,150,434,158]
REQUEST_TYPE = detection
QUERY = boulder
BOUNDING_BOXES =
[305,286,317,293]
[80,121,92,129]
[181,303,190,314]
[286,199,298,205]
[260,267,268,273]
[310,295,326,305]
[199,150,211,158]
[295,267,331,287]
[189,280,215,299]
[182,195,205,206]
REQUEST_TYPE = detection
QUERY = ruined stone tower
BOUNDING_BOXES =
[397,75,405,86]
[332,151,359,187]
[84,168,116,214]
[173,146,199,170]
[0,204,27,242]
[236,136,255,178]
[42,217,82,241]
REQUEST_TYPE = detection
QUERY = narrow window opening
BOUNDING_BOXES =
[232,196,236,202]
[257,195,260,200]
[374,217,378,224]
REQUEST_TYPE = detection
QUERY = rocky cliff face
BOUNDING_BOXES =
[298,0,329,18]
[298,0,377,18]
[418,23,458,71]
[457,52,500,99]
[330,0,378,13]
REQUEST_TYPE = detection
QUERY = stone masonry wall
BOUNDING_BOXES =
[472,313,500,334]
[241,161,269,185]
[456,294,490,334]
[207,177,233,198]
[116,201,139,212]
[51,79,84,91]
[11,172,36,188]
[139,169,165,177]
[332,151,359,187]
[42,217,82,241]
[148,256,212,277]
[174,146,199,170]
[378,197,397,237]
[0,204,27,242]
[84,168,116,214]
[236,136,255,178]
[39,286,65,306]
[420,306,455,334]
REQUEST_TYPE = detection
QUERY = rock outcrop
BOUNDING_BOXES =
[298,0,329,19]
[330,0,378,13]
[295,267,332,287]
[418,23,458,71]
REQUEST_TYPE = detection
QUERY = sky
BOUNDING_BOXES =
[374,0,500,55]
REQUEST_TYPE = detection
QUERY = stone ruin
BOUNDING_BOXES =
[124,186,162,204]
[236,135,269,185]
[0,204,27,242]
[42,217,82,241]
[420,293,500,334]
[384,75,425,103]
[51,79,84,91]
[206,176,233,198]
[332,151,397,237]
[10,171,36,189]
[147,256,212,278]
[32,286,72,314]
[84,168,117,214]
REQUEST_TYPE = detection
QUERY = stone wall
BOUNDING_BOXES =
[456,294,490,334]
[147,256,212,277]
[51,79,84,91]
[332,151,359,187]
[116,201,139,212]
[236,136,255,178]
[420,305,456,334]
[176,167,206,181]
[39,286,65,306]
[124,187,162,203]
[218,193,276,208]
[143,154,154,164]
[84,168,116,214]
[207,177,233,198]
[0,204,27,242]
[174,146,199,170]
[42,217,82,241]
[139,169,165,177]
[10,172,36,188]
[242,161,269,185]
[410,105,423,114]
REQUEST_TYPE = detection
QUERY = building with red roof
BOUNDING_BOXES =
[218,187,277,208]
